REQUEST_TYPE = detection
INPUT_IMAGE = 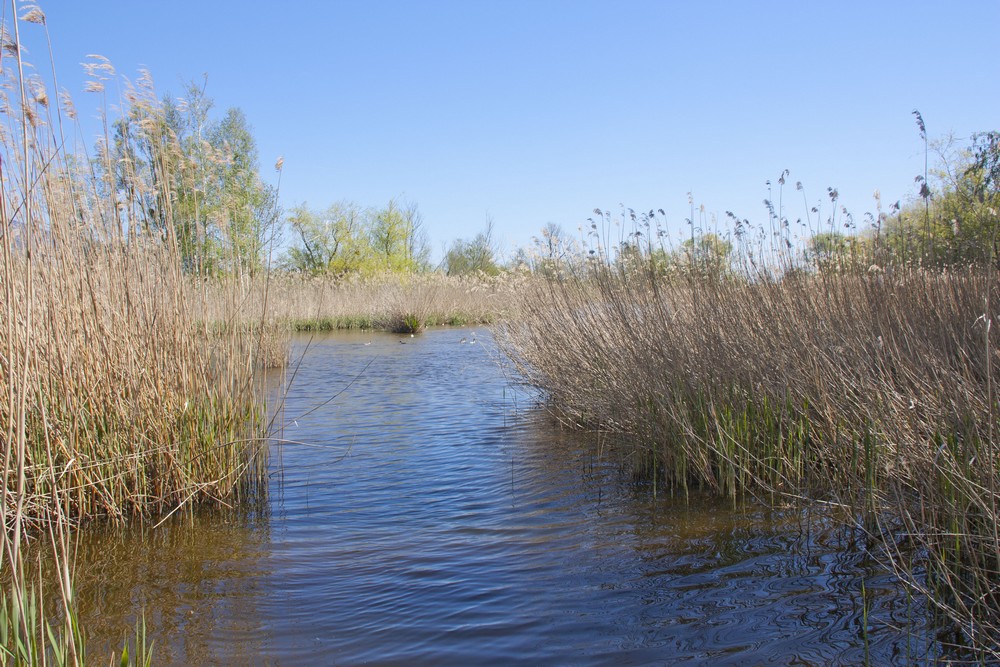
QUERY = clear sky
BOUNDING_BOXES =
[13,1,1000,262]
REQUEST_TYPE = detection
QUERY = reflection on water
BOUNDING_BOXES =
[69,506,271,664]
[63,328,941,664]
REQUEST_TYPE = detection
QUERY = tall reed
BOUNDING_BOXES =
[198,270,524,336]
[497,212,1000,658]
[1,5,275,662]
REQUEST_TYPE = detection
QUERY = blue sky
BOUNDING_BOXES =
[17,1,1000,262]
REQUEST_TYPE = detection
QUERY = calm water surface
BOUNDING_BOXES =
[70,329,940,665]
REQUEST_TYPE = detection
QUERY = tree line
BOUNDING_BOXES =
[101,89,998,279]
[805,121,1000,271]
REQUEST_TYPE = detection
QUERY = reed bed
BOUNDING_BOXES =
[498,253,1000,658]
[2,239,271,530]
[197,270,524,336]
[1,9,274,662]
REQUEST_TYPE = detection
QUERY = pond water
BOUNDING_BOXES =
[68,329,941,665]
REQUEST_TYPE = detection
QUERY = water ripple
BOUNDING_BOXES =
[65,329,945,665]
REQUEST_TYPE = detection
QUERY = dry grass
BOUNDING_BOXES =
[498,245,1000,658]
[1,12,272,663]
[2,240,271,529]
[197,270,525,336]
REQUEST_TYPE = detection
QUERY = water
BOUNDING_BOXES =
[68,329,940,664]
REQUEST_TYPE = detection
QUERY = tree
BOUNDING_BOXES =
[209,107,280,274]
[107,75,187,244]
[538,222,568,262]
[107,78,278,275]
[403,200,432,271]
[443,219,499,276]
[968,131,1000,200]
[680,232,732,274]
[806,232,868,270]
[281,198,428,276]
[282,201,366,274]
[368,198,423,273]
[528,222,581,276]
[170,79,218,274]
[881,131,1000,266]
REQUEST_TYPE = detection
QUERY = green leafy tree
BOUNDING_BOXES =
[881,129,1000,267]
[403,200,432,271]
[106,74,186,244]
[281,198,428,275]
[806,232,869,269]
[283,201,367,274]
[368,198,426,273]
[680,232,733,274]
[443,220,499,276]
[209,107,280,274]
[170,80,219,274]
[108,79,278,275]
[369,199,407,271]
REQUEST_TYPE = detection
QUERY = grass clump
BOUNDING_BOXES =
[390,313,422,334]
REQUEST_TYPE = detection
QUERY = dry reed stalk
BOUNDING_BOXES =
[497,250,1000,657]
[195,271,525,334]
[1,9,274,662]
[0,116,270,533]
